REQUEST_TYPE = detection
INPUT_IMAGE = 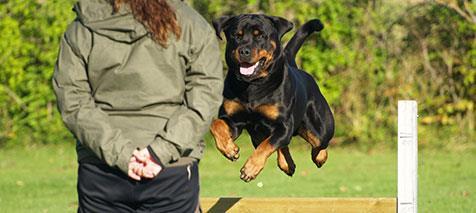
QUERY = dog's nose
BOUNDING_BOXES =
[239,48,251,57]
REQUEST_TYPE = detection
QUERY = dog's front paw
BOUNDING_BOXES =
[312,148,328,168]
[240,157,265,182]
[217,140,240,161]
[211,119,240,161]
[223,144,240,161]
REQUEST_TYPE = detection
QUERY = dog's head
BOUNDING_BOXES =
[213,14,293,82]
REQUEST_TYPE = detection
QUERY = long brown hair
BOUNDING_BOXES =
[113,0,181,47]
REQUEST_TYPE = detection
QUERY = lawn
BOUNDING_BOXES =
[0,136,474,212]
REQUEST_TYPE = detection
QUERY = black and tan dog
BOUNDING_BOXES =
[210,14,335,182]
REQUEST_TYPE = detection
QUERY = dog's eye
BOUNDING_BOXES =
[253,30,264,39]
[234,31,244,40]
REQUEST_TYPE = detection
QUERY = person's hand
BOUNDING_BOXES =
[127,148,162,180]
[133,148,162,179]
[128,156,144,181]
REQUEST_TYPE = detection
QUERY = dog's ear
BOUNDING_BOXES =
[212,15,235,40]
[267,16,294,40]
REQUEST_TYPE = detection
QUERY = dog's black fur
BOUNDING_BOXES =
[210,14,334,182]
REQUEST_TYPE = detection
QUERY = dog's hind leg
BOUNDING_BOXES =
[277,146,296,176]
[298,127,328,168]
[298,85,335,168]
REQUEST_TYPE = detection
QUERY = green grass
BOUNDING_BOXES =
[0,137,474,212]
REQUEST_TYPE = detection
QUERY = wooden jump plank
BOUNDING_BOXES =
[201,197,396,213]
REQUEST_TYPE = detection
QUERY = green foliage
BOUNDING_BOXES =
[0,0,76,146]
[0,0,474,149]
[189,0,476,150]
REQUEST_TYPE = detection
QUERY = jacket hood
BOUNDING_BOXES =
[74,0,148,43]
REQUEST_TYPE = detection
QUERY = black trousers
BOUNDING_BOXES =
[77,161,200,213]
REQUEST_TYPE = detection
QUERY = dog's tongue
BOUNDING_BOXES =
[240,62,259,76]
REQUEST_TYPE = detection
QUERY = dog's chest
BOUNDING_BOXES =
[223,99,280,121]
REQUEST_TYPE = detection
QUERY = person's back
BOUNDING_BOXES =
[53,0,224,211]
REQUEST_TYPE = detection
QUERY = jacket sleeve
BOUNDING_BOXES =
[52,22,137,174]
[148,27,224,166]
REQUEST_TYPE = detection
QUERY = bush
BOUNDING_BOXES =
[0,0,474,150]
[190,0,475,150]
[0,0,76,146]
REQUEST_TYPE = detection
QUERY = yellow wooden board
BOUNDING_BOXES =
[201,197,396,213]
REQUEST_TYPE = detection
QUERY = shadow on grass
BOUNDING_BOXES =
[207,197,242,212]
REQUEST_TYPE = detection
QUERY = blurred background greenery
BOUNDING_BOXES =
[0,0,474,150]
[0,1,475,212]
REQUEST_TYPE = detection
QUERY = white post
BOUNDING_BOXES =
[398,100,418,213]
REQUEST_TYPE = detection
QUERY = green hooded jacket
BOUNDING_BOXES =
[52,0,224,174]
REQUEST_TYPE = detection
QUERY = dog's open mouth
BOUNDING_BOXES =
[239,58,266,76]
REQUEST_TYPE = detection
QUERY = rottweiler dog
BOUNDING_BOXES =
[210,14,335,182]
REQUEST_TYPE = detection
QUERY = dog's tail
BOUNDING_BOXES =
[284,19,324,68]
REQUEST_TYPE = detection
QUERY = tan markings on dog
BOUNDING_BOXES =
[255,41,277,78]
[259,50,273,62]
[210,119,232,145]
[237,30,243,36]
[257,49,274,65]
[256,69,270,78]
[255,47,272,78]
[234,49,240,63]
[241,137,277,181]
[299,127,328,168]
[253,137,276,159]
[251,41,275,66]
[298,127,322,148]
[249,48,260,63]
[210,119,240,161]
[312,148,328,168]
[277,147,296,176]
[270,41,276,51]
[253,30,260,36]
[223,99,245,116]
[255,104,280,120]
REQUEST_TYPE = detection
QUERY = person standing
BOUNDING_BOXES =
[52,0,224,212]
